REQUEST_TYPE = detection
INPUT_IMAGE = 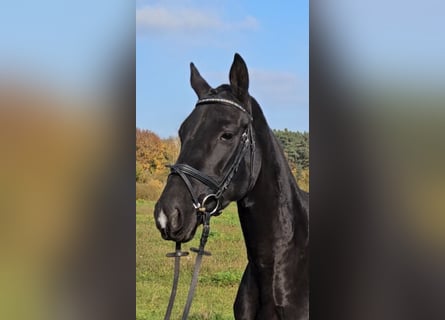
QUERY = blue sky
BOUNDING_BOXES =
[137,0,309,138]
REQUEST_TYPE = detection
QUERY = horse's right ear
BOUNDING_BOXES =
[229,53,249,104]
[190,63,211,99]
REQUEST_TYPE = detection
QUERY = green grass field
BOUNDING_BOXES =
[136,200,247,320]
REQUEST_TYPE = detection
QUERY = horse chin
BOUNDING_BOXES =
[163,221,199,243]
[179,223,199,243]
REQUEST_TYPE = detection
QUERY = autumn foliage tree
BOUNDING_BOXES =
[136,129,167,175]
[136,129,180,200]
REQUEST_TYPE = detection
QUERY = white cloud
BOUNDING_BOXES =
[136,5,259,35]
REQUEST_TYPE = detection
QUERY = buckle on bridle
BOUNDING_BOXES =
[195,193,220,215]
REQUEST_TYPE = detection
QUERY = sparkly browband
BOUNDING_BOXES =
[196,98,252,120]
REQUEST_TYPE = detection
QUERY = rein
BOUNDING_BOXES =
[162,98,255,320]
[164,211,212,320]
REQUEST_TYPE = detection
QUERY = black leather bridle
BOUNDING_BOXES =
[167,97,255,216]
[163,98,256,320]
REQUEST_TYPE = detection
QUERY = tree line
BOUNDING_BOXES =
[136,128,309,200]
[273,128,309,175]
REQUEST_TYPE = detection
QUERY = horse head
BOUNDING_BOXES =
[154,54,261,242]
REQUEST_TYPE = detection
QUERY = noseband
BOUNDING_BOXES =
[167,98,255,216]
[162,98,255,320]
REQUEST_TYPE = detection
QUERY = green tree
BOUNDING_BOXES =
[273,129,309,171]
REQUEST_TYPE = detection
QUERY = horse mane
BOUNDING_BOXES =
[249,94,309,242]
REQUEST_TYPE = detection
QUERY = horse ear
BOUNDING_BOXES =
[190,62,211,98]
[229,53,249,103]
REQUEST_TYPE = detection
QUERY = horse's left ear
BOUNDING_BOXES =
[229,53,250,106]
[190,62,211,99]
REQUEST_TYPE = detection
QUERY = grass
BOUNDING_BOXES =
[136,200,247,320]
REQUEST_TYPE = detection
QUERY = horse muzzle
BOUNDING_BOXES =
[154,201,198,242]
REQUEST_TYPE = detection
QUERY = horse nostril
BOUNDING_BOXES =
[170,208,181,229]
[155,204,186,240]
[157,207,181,228]
[161,226,169,239]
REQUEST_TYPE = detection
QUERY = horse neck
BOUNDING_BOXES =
[246,126,301,209]
[237,102,308,257]
[246,98,301,208]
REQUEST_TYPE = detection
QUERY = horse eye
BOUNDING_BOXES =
[220,132,234,141]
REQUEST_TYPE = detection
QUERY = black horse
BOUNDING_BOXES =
[154,54,309,320]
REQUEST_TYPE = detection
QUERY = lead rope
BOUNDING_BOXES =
[181,211,212,320]
[163,211,213,320]
[164,242,189,320]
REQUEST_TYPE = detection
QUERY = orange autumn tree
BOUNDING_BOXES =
[136,129,181,199]
[136,128,167,176]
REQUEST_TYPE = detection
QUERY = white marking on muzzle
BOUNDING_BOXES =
[158,209,168,229]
